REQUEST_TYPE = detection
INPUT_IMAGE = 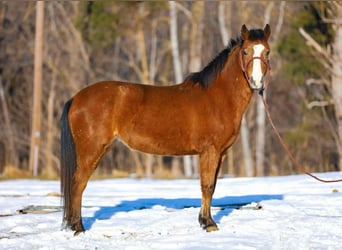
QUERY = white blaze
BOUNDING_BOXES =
[251,44,265,88]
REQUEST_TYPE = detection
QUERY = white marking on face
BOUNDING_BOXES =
[251,44,265,88]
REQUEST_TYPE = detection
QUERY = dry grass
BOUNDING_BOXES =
[0,165,183,180]
[1,165,31,179]
[153,165,177,179]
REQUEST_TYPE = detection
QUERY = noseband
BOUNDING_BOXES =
[239,49,271,93]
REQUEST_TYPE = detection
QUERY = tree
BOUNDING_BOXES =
[2,1,339,179]
[331,3,342,170]
[255,1,286,176]
[29,1,44,177]
[278,2,339,173]
[0,77,18,169]
[298,2,342,170]
[217,1,235,176]
[169,1,185,178]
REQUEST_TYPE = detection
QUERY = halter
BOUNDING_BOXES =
[239,49,271,94]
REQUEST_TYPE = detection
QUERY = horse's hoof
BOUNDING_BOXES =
[205,224,219,232]
[70,222,85,236]
[199,215,218,232]
[74,230,85,236]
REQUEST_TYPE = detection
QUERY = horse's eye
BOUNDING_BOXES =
[266,50,270,57]
[243,50,248,56]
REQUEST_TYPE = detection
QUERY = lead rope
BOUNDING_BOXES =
[260,92,342,183]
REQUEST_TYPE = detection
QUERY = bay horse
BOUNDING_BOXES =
[61,24,271,234]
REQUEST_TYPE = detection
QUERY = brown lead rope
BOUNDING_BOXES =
[260,93,342,183]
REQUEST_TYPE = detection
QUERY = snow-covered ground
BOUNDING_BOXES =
[1,173,342,249]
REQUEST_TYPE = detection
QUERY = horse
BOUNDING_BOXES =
[60,24,271,235]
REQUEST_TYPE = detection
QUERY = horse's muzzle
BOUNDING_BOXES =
[248,75,265,92]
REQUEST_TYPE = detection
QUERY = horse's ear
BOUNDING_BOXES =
[264,24,271,40]
[241,24,249,40]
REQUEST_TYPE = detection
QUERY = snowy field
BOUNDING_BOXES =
[1,173,342,250]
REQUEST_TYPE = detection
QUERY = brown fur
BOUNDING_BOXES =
[60,24,271,234]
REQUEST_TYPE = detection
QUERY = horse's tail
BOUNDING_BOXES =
[60,99,76,228]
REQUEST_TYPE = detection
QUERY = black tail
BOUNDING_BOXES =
[60,99,76,228]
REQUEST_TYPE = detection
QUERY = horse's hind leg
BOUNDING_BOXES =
[68,161,97,234]
[61,85,119,235]
[64,104,114,234]
[68,167,90,234]
[68,138,113,235]
[198,148,222,232]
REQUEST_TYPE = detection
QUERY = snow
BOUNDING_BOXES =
[1,173,342,249]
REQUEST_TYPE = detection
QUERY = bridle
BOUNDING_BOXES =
[239,48,271,94]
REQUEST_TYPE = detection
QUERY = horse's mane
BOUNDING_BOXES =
[185,28,266,88]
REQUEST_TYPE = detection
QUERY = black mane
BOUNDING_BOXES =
[185,28,266,88]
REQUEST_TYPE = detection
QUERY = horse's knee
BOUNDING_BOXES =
[201,183,215,194]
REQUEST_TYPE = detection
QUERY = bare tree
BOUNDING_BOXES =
[29,1,44,176]
[3,1,337,179]
[331,3,342,169]
[298,2,342,170]
[169,1,184,178]
[184,1,205,178]
[254,2,274,176]
[0,78,18,168]
[217,1,236,176]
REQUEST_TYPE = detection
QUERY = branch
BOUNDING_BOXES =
[273,1,286,42]
[174,2,191,19]
[263,2,274,26]
[305,78,330,87]
[218,1,230,46]
[306,100,334,109]
[54,2,92,76]
[322,17,342,25]
[121,45,144,82]
[298,27,332,65]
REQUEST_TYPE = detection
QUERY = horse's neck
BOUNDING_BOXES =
[211,48,253,112]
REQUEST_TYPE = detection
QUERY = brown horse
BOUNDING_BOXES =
[61,24,271,234]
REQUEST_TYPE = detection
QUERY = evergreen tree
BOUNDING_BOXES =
[277,2,338,172]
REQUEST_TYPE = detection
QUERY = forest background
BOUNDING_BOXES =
[1,1,342,180]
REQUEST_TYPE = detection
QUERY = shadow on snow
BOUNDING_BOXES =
[83,194,283,230]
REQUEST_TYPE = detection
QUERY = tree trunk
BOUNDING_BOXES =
[331,3,342,170]
[169,1,185,177]
[256,2,274,176]
[169,1,182,84]
[184,1,205,178]
[218,1,231,46]
[255,93,266,176]
[0,78,18,168]
[188,1,204,71]
[217,1,234,176]
[29,1,44,176]
[136,3,153,178]
[241,116,254,176]
[42,72,56,178]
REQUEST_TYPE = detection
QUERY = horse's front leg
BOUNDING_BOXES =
[198,149,222,232]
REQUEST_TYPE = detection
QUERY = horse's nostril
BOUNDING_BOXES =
[249,76,255,85]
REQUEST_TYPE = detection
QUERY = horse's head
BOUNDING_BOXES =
[239,24,271,92]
